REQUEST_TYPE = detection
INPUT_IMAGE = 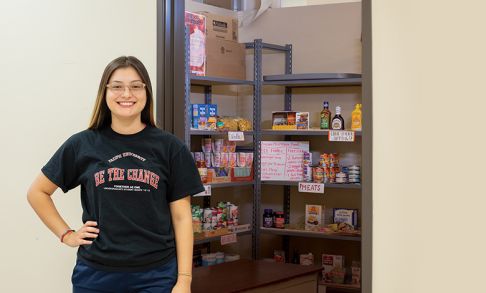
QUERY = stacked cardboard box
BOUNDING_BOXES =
[185,11,246,80]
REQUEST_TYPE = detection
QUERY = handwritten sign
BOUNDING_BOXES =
[221,233,237,245]
[228,131,245,141]
[194,185,211,197]
[328,130,355,142]
[298,182,325,194]
[261,141,309,181]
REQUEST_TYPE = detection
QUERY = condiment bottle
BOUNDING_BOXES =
[351,103,362,131]
[331,106,345,130]
[320,101,331,129]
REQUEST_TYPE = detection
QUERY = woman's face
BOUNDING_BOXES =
[106,66,147,122]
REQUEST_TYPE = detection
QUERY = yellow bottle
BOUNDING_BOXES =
[351,104,362,131]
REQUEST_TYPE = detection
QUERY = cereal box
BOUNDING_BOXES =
[305,204,323,231]
[333,208,358,228]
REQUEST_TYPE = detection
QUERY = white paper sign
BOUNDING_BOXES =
[328,130,355,142]
[261,141,309,181]
[228,131,245,141]
[194,185,211,197]
[298,182,325,194]
[220,233,237,245]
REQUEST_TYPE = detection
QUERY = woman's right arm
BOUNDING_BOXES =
[27,173,99,247]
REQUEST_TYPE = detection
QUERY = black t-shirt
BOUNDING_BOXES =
[41,125,204,272]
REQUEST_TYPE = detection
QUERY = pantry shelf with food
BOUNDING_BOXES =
[194,228,252,245]
[261,129,361,137]
[189,129,254,136]
[262,181,361,190]
[260,227,361,242]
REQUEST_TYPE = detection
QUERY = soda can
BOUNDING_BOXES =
[203,222,212,231]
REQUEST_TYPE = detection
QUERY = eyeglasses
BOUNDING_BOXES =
[106,82,146,94]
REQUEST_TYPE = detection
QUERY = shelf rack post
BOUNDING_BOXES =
[184,26,191,147]
[252,39,263,260]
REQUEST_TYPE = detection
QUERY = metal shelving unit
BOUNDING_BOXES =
[184,32,363,262]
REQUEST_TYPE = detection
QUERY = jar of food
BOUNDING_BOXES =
[274,211,285,229]
[263,209,273,228]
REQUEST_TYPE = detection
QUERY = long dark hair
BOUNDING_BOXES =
[88,56,155,130]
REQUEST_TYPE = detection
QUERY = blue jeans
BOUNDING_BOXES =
[72,257,177,293]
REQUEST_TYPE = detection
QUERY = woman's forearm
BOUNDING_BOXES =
[27,190,70,239]
[170,196,194,285]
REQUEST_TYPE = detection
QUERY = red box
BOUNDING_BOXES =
[231,167,254,182]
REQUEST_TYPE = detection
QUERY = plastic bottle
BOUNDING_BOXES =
[351,104,362,131]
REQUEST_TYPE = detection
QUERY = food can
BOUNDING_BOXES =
[330,153,339,164]
[220,153,229,168]
[194,152,204,162]
[204,152,212,168]
[303,166,313,182]
[237,153,247,167]
[203,222,212,231]
[202,138,212,153]
[320,153,330,165]
[349,165,361,171]
[213,139,224,152]
[329,167,336,183]
[324,167,331,183]
[229,152,237,167]
[203,208,213,223]
[313,167,324,183]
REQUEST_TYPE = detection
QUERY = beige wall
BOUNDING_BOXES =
[0,0,155,292]
[372,0,486,292]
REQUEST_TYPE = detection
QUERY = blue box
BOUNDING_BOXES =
[191,104,208,129]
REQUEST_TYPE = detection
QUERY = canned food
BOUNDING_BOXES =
[202,138,212,153]
[204,152,212,168]
[313,167,324,183]
[329,153,339,164]
[303,166,313,182]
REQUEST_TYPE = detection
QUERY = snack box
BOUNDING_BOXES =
[207,104,218,130]
[305,204,323,231]
[192,104,208,129]
[272,111,309,130]
[321,254,345,283]
[333,208,358,228]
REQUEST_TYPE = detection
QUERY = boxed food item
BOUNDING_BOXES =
[321,254,345,283]
[300,253,314,266]
[333,208,358,228]
[198,11,238,41]
[191,104,208,129]
[207,104,218,130]
[205,38,246,80]
[305,204,323,231]
[184,12,206,76]
[272,111,310,130]
[296,112,309,129]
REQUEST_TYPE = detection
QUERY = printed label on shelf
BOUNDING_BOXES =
[298,182,325,194]
[328,130,355,142]
[228,131,245,141]
[194,185,211,197]
[221,233,237,245]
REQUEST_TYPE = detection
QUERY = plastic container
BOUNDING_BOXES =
[263,209,273,228]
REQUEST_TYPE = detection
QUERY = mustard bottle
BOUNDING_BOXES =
[351,104,362,131]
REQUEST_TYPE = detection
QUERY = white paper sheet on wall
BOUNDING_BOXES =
[261,141,309,181]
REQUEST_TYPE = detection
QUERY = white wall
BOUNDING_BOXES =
[373,1,486,293]
[0,0,155,292]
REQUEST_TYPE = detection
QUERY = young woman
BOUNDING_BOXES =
[27,56,204,293]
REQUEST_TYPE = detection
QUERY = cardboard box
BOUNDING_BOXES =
[205,38,246,80]
[198,11,238,42]
[321,254,345,283]
[185,12,206,76]
[305,204,323,231]
[191,104,208,129]
[272,111,310,130]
